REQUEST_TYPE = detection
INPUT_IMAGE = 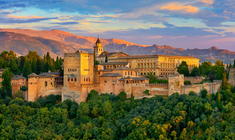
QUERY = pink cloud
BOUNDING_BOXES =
[199,0,214,5]
[7,15,45,19]
[160,2,199,13]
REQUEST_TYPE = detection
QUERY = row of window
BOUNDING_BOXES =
[140,72,156,76]
[68,77,92,82]
[125,71,135,76]
[68,68,77,72]
[84,77,91,82]
[137,63,156,68]
[45,81,53,87]
[68,77,77,82]
[104,65,125,69]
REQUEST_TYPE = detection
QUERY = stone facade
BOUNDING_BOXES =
[106,55,199,77]
[11,75,27,96]
[184,76,205,84]
[24,38,221,103]
[27,72,62,101]
[181,81,222,95]
[0,70,27,97]
[229,68,235,87]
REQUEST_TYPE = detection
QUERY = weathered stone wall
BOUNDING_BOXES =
[181,81,221,95]
[27,76,61,101]
[11,78,27,96]
[184,76,205,84]
[168,74,185,95]
[229,68,235,87]
[27,76,39,101]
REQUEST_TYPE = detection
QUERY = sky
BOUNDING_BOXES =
[0,0,235,51]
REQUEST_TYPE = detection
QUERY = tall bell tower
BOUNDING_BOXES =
[94,38,103,58]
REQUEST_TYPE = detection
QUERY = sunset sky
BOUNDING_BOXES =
[0,0,235,50]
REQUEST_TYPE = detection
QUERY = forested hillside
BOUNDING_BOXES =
[0,51,63,77]
[0,88,234,139]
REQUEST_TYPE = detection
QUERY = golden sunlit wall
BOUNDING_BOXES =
[157,56,200,76]
[80,52,94,84]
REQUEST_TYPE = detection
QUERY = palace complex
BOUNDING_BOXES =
[0,39,222,102]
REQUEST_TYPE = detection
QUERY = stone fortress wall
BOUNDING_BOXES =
[18,38,222,102]
[229,68,235,87]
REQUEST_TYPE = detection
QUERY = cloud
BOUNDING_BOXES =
[0,16,57,24]
[52,21,79,25]
[199,0,214,5]
[7,15,45,19]
[160,2,199,13]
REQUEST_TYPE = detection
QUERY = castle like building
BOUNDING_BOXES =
[1,38,221,102]
[60,38,220,102]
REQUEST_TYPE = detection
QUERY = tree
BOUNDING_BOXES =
[190,67,200,76]
[199,62,212,76]
[233,59,235,68]
[143,90,150,95]
[9,59,19,75]
[22,60,32,77]
[1,69,13,98]
[177,61,190,76]
[184,81,191,85]
[118,91,127,100]
[200,89,208,98]
[222,72,230,90]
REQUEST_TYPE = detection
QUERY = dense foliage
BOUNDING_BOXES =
[178,61,227,81]
[177,61,190,76]
[0,69,13,98]
[0,88,234,139]
[146,74,168,84]
[0,51,63,77]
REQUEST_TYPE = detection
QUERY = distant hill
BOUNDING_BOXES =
[0,28,235,63]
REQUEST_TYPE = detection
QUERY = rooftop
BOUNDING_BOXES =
[12,75,26,80]
[109,54,199,60]
[98,51,129,57]
[39,72,60,77]
[119,76,148,81]
[28,73,38,77]
[100,73,122,77]
[99,62,129,65]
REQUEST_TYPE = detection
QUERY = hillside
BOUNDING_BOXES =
[0,29,235,63]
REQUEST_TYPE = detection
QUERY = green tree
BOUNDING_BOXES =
[118,91,127,100]
[177,61,190,76]
[22,60,32,77]
[143,90,150,95]
[190,67,200,76]
[233,59,235,68]
[199,62,212,76]
[200,89,208,98]
[1,69,13,98]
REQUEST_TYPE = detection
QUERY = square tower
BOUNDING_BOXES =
[64,50,94,90]
[94,38,104,58]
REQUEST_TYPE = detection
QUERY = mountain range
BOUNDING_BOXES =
[0,28,235,64]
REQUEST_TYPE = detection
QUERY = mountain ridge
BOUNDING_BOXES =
[0,28,235,63]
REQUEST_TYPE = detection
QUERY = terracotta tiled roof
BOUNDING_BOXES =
[39,72,60,77]
[119,77,148,81]
[98,51,129,57]
[100,73,122,77]
[109,54,198,60]
[99,62,129,65]
[28,73,39,77]
[12,75,26,80]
